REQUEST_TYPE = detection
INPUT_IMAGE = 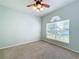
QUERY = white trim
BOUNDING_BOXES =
[0,40,40,50]
[43,39,79,54]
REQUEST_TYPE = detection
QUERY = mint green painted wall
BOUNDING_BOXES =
[0,6,4,48]
[41,1,79,52]
[0,6,41,49]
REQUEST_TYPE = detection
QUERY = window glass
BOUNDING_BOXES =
[46,20,70,43]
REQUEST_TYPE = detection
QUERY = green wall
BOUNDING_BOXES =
[0,6,41,49]
[41,0,79,53]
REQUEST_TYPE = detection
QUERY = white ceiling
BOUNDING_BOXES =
[0,0,76,16]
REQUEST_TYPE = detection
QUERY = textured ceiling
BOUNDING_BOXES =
[0,0,76,16]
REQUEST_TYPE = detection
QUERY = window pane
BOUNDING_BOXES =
[46,20,69,43]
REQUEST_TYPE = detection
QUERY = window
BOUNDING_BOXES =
[46,20,70,43]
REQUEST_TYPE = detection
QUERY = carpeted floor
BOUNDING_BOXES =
[0,41,79,59]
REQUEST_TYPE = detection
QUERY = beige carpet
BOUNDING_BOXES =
[0,41,79,59]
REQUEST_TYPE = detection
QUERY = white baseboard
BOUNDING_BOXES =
[42,39,79,54]
[0,39,40,50]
